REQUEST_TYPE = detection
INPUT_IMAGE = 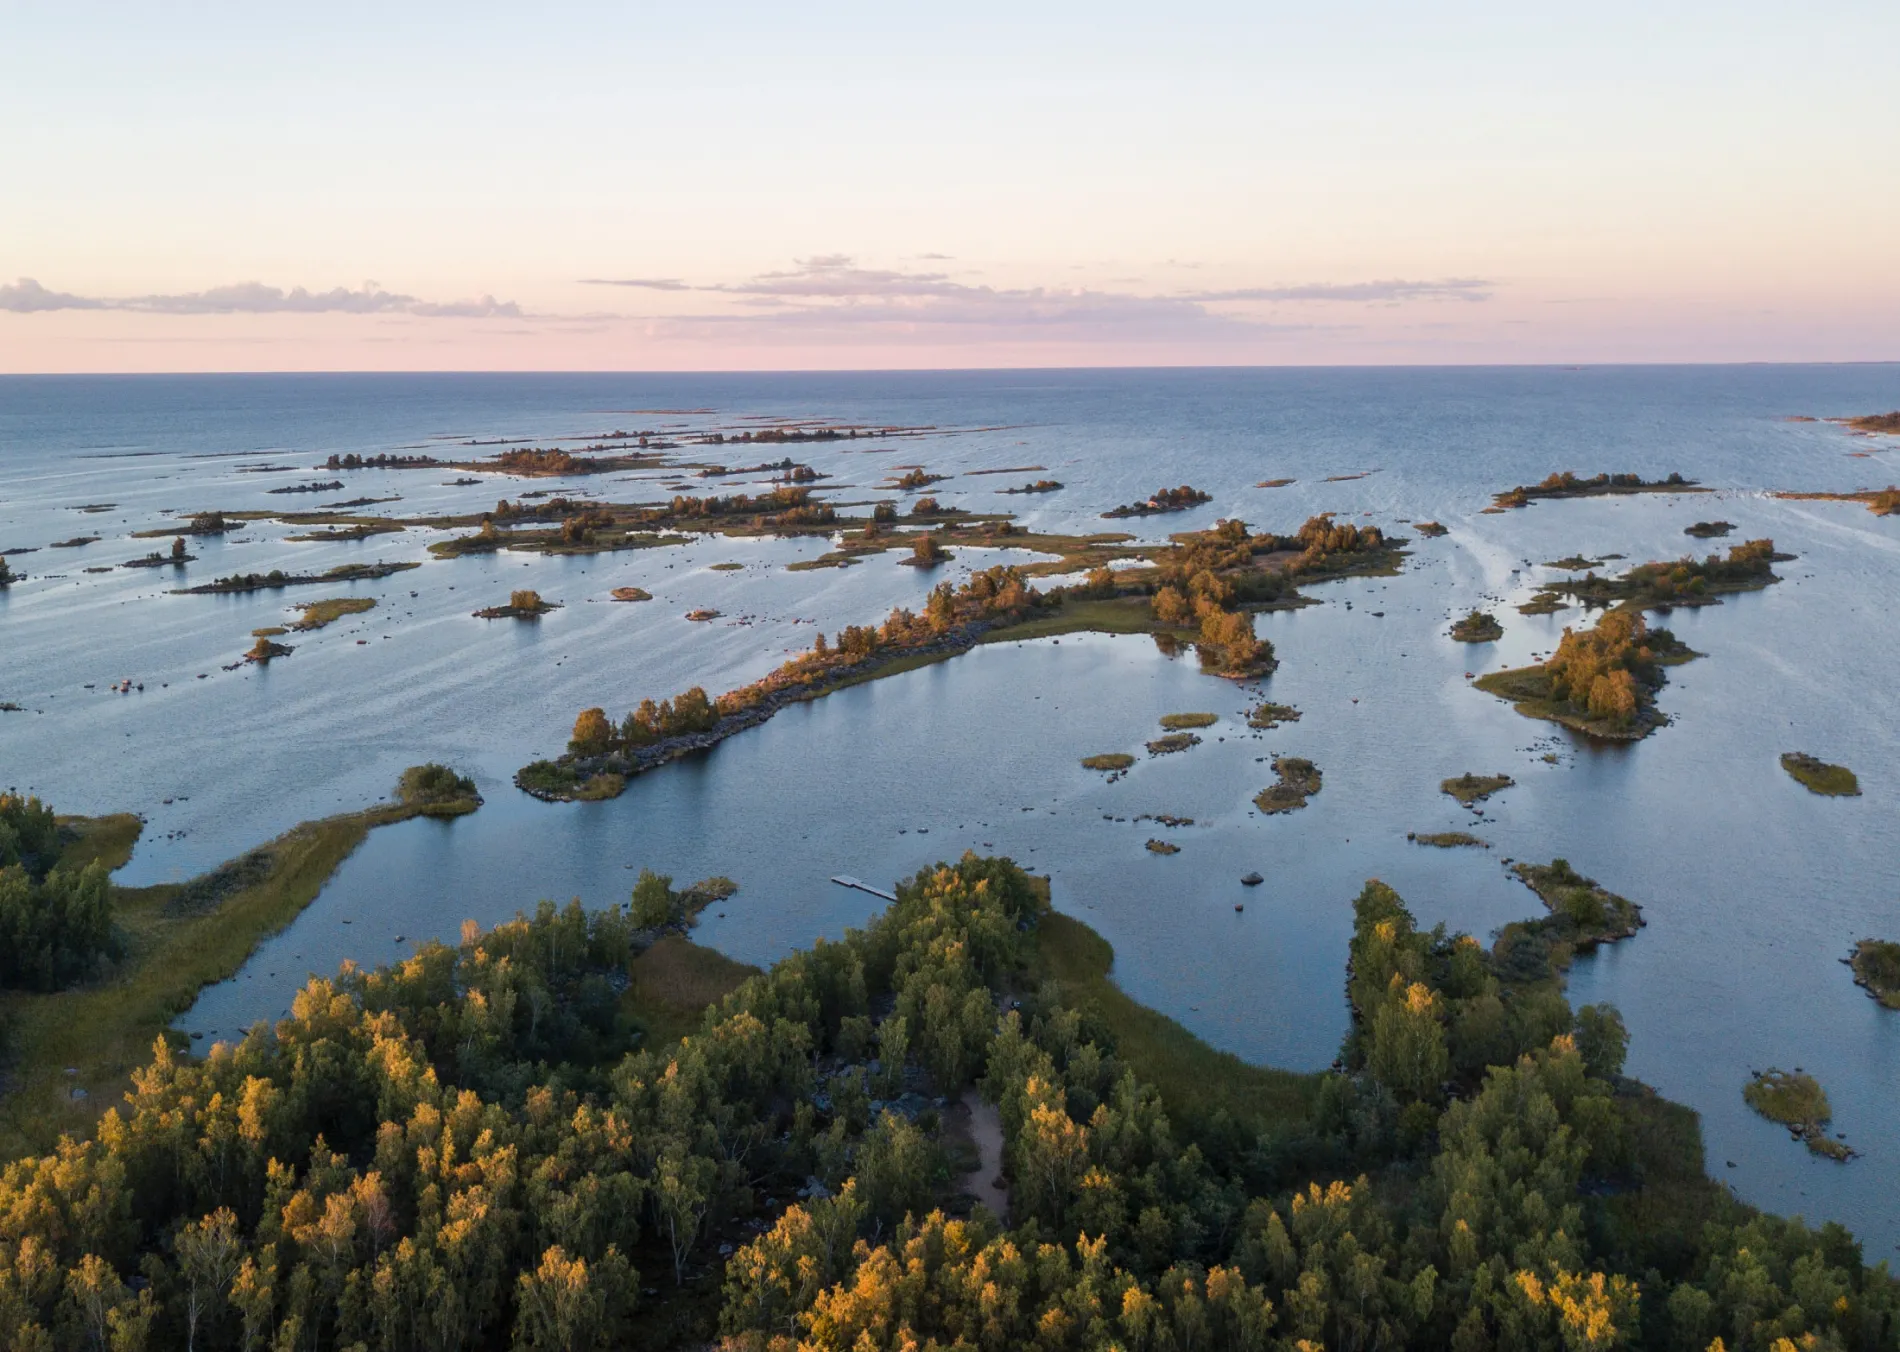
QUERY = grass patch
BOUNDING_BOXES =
[1146,732,1201,756]
[1144,839,1180,855]
[1516,593,1570,615]
[1780,752,1860,797]
[1031,911,1318,1140]
[1254,757,1321,814]
[610,586,654,601]
[622,935,760,1049]
[1441,772,1513,806]
[1409,831,1488,848]
[0,782,481,1159]
[1082,753,1135,772]
[289,595,377,631]
[52,814,143,872]
[1246,702,1301,729]
[1159,712,1218,730]
[977,595,1161,643]
[710,562,744,571]
[1743,1069,1854,1160]
[1848,939,1900,1009]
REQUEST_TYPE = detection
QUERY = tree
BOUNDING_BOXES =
[569,708,612,756]
[1152,586,1191,624]
[170,536,187,561]
[174,1208,243,1352]
[630,869,674,929]
[511,1245,634,1351]
[1368,980,1449,1101]
[1575,1005,1628,1080]
[652,1142,717,1286]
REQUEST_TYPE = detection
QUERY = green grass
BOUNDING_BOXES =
[1,786,480,1159]
[976,595,1162,643]
[1440,772,1515,805]
[289,595,377,630]
[1031,912,1317,1138]
[1081,753,1135,772]
[1780,752,1860,797]
[710,562,744,571]
[1159,712,1218,730]
[1743,1069,1853,1160]
[1849,939,1900,1009]
[1410,831,1488,848]
[53,814,143,872]
[1254,757,1321,814]
[623,936,759,1048]
[1247,702,1301,729]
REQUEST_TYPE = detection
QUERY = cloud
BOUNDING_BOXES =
[584,257,1491,344]
[1192,278,1492,303]
[2,278,521,318]
[578,277,692,291]
[0,279,105,313]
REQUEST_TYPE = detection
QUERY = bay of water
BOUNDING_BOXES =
[2,367,1897,1251]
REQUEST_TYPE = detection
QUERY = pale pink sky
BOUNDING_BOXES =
[5,3,1897,371]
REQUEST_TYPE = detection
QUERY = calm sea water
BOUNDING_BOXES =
[3,368,1898,1251]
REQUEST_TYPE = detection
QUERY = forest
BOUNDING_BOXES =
[0,794,119,994]
[0,850,1892,1349]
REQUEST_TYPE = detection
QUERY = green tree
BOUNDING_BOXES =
[630,869,674,929]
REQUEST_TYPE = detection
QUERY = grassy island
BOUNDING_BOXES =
[177,560,418,594]
[289,595,377,630]
[1511,859,1644,945]
[1475,608,1698,740]
[1684,520,1735,538]
[1489,470,1701,510]
[1773,486,1900,517]
[1545,554,1606,571]
[1159,711,1218,730]
[1255,477,1296,488]
[474,588,559,619]
[1849,939,1900,1008]
[1517,592,1570,615]
[1102,484,1213,518]
[1442,772,1514,805]
[1146,732,1201,755]
[999,479,1064,494]
[1846,411,1900,433]
[1528,538,1787,611]
[1780,752,1860,796]
[1254,756,1321,813]
[1247,701,1301,728]
[1081,752,1135,772]
[1410,831,1489,848]
[1144,838,1180,855]
[244,636,292,663]
[610,585,653,601]
[1450,609,1503,642]
[1414,520,1448,536]
[1745,1069,1855,1161]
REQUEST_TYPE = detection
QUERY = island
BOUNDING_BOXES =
[998,479,1064,494]
[1410,831,1488,848]
[175,561,419,594]
[1103,484,1213,518]
[1684,520,1735,538]
[1441,772,1513,805]
[1254,756,1321,813]
[1511,859,1644,945]
[1475,609,1697,739]
[1247,701,1301,728]
[1845,411,1900,433]
[1745,1069,1855,1161]
[289,596,377,631]
[1489,470,1701,510]
[1081,753,1134,772]
[1449,609,1503,642]
[1848,939,1900,1008]
[474,589,560,619]
[1780,752,1860,796]
[1773,486,1900,517]
[1159,711,1218,729]
[1525,539,1788,611]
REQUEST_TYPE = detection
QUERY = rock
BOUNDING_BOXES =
[1241,872,1264,886]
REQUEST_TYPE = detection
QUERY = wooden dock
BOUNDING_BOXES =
[831,875,897,902]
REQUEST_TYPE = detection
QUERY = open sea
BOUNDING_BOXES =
[2,367,1898,1252]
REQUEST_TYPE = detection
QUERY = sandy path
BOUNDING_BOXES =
[959,1089,1009,1224]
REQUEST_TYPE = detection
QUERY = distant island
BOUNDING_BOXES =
[1476,609,1697,739]
[1489,470,1701,511]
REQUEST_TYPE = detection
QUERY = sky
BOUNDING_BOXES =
[3,1,1897,372]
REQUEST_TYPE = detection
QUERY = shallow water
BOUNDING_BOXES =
[3,368,1898,1252]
